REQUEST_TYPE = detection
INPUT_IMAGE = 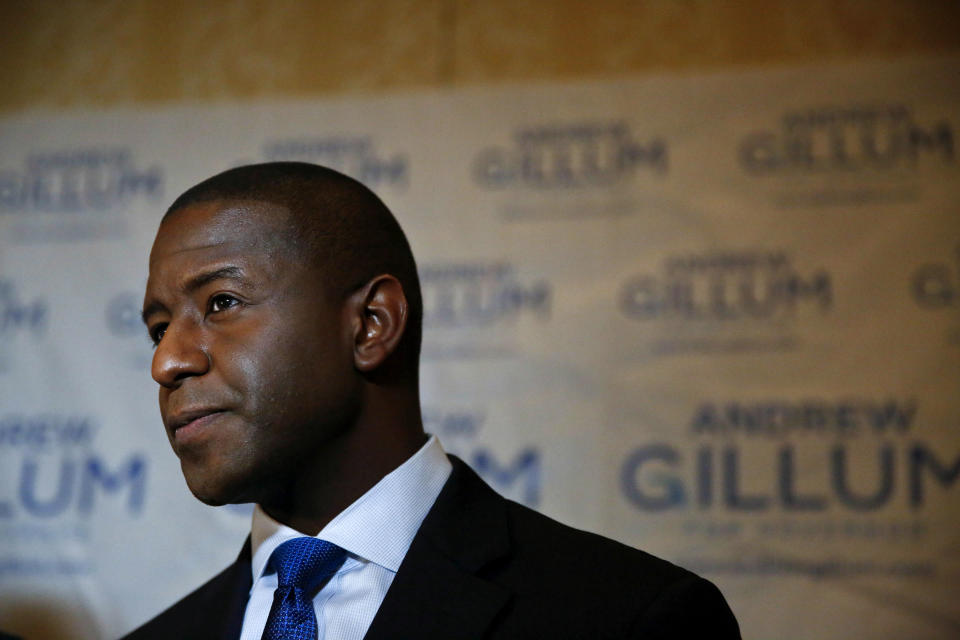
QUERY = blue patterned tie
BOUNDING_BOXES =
[261,537,347,640]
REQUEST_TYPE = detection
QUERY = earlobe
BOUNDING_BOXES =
[353,274,408,372]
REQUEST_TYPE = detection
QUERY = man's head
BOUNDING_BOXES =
[141,163,424,511]
[161,162,423,363]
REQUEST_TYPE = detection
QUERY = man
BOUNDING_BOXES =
[125,162,740,639]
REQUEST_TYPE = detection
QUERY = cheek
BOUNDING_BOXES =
[226,332,310,416]
[222,307,354,413]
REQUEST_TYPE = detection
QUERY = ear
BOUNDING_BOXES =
[349,274,409,372]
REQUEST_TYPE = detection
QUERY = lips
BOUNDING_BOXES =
[166,407,228,445]
[167,407,224,430]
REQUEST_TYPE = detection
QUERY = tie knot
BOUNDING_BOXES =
[268,537,347,593]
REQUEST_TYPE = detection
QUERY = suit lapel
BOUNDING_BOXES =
[194,537,253,640]
[363,457,513,640]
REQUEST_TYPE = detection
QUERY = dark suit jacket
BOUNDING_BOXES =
[123,456,740,639]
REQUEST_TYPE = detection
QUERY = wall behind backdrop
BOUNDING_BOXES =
[1,2,958,639]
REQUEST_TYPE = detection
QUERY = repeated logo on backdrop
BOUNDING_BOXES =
[620,397,958,578]
[739,103,955,208]
[0,147,164,242]
[473,120,667,189]
[420,262,552,359]
[262,136,408,190]
[0,413,147,578]
[739,104,954,174]
[617,249,831,356]
[472,120,668,221]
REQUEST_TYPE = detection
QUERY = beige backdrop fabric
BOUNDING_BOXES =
[1,55,958,639]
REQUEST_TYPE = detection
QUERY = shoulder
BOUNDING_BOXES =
[503,498,693,591]
[443,459,740,639]
[502,501,739,638]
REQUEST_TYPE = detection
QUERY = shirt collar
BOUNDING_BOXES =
[249,434,452,581]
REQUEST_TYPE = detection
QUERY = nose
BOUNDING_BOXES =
[151,320,210,388]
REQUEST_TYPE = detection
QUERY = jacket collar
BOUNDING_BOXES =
[363,456,513,640]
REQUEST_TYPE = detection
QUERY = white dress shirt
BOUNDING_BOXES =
[238,435,452,640]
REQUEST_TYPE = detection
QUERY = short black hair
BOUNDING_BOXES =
[163,161,423,370]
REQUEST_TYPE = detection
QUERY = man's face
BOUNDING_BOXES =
[142,200,359,505]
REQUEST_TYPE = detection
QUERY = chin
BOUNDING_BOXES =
[185,480,232,506]
[182,466,252,507]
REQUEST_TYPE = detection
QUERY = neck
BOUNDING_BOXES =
[258,382,425,535]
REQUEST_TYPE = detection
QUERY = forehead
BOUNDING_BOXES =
[149,199,293,268]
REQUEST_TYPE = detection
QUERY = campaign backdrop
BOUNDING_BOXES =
[1,55,958,640]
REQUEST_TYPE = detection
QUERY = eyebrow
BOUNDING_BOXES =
[141,266,246,326]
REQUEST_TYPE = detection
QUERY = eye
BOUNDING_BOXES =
[209,293,241,314]
[148,324,167,346]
